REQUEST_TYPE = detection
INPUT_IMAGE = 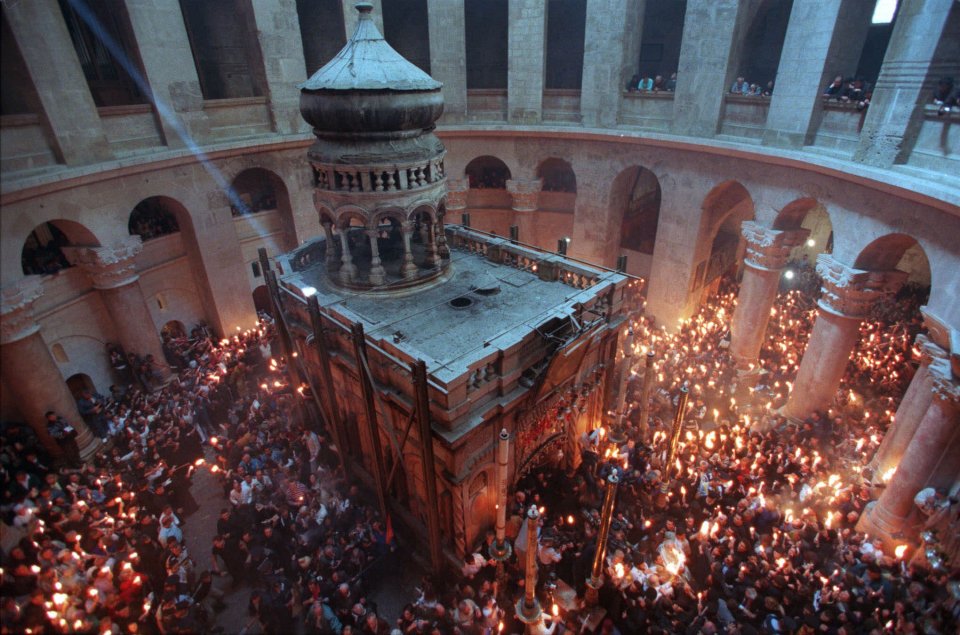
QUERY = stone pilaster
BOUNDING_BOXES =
[4,0,112,165]
[121,0,209,146]
[427,0,468,123]
[858,359,959,549]
[853,0,956,167]
[580,0,644,127]
[783,255,907,419]
[763,0,871,148]
[247,0,311,135]
[507,178,542,246]
[507,0,547,124]
[868,334,946,484]
[671,0,757,137]
[729,221,809,368]
[446,179,469,214]
[1,278,97,458]
[63,237,170,379]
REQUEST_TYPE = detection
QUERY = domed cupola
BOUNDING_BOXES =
[298,2,450,292]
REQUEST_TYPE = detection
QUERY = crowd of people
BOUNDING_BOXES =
[730,77,774,98]
[822,76,872,111]
[627,73,677,93]
[2,260,958,633]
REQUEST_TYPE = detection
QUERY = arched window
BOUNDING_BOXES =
[465,156,511,189]
[537,158,577,193]
[129,198,180,241]
[231,169,280,216]
[21,222,73,276]
[617,167,661,255]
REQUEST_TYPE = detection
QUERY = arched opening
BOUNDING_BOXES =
[252,285,271,315]
[465,0,508,89]
[161,320,186,340]
[737,0,794,90]
[21,220,98,276]
[545,0,586,90]
[128,198,180,241]
[230,167,298,252]
[855,234,932,294]
[66,373,96,400]
[537,158,577,193]
[296,0,345,75]
[615,166,661,256]
[774,198,834,274]
[464,156,511,189]
[382,0,430,74]
[636,0,687,85]
[695,181,754,293]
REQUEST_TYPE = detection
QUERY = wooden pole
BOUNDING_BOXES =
[412,359,444,573]
[306,295,348,476]
[350,322,389,523]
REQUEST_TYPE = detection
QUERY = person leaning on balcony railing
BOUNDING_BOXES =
[730,76,750,95]
[822,75,845,101]
[933,77,957,116]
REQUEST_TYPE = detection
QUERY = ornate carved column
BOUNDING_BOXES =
[435,209,449,259]
[63,237,170,380]
[783,255,907,419]
[423,220,440,268]
[1,278,97,459]
[400,221,418,279]
[366,229,387,286]
[729,221,810,369]
[858,359,959,549]
[868,333,946,484]
[507,178,542,247]
[337,230,357,283]
[322,221,340,269]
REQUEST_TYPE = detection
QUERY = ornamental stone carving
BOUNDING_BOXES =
[63,236,143,290]
[446,179,468,211]
[506,178,542,212]
[740,221,810,271]
[815,254,908,319]
[0,277,44,345]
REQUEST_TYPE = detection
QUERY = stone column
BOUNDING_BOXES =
[507,0,547,124]
[853,0,956,167]
[427,0,467,123]
[423,222,440,268]
[868,334,945,484]
[783,255,907,420]
[1,278,97,459]
[338,230,357,283]
[506,178,542,247]
[857,359,959,548]
[246,0,311,135]
[4,0,112,165]
[322,222,340,269]
[400,222,418,279]
[63,237,170,380]
[446,179,469,218]
[729,221,809,369]
[121,0,209,146]
[367,229,387,285]
[671,0,756,137]
[762,0,871,148]
[435,210,450,259]
[580,0,644,127]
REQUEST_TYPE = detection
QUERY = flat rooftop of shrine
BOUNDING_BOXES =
[277,227,627,383]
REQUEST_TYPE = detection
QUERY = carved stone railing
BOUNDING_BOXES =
[311,157,446,194]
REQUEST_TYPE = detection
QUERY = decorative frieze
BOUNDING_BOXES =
[740,220,810,271]
[63,236,143,290]
[815,254,907,319]
[0,277,44,345]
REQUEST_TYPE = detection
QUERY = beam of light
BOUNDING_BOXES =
[66,0,286,255]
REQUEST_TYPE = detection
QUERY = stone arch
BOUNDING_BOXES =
[50,334,115,395]
[161,320,186,339]
[536,157,577,193]
[464,155,512,189]
[407,202,438,224]
[699,181,755,289]
[613,166,661,256]
[229,166,297,251]
[66,373,96,399]
[252,285,271,314]
[128,197,180,242]
[773,199,834,264]
[702,180,754,234]
[854,234,932,287]
[466,466,495,553]
[372,208,407,227]
[21,220,98,276]
[334,206,369,229]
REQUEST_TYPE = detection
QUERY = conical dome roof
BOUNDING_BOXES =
[299,2,441,92]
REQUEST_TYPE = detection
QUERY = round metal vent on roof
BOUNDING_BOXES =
[449,296,474,309]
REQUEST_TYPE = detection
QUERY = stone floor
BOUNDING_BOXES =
[182,446,427,634]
